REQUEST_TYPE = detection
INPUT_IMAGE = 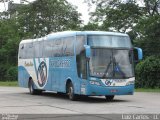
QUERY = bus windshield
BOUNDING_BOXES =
[89,48,134,79]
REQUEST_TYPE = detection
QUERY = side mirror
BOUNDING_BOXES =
[84,45,91,59]
[134,47,143,62]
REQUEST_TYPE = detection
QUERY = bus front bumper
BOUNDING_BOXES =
[83,84,134,96]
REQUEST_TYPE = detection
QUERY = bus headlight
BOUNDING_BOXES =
[126,81,135,86]
[89,81,101,86]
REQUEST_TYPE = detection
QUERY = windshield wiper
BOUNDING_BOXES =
[102,57,126,79]
[102,56,112,79]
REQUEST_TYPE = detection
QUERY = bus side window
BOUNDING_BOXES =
[63,37,74,56]
[26,43,34,58]
[21,43,33,59]
[34,41,43,58]
[76,36,87,79]
[19,44,24,59]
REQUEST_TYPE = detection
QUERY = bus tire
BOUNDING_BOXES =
[68,83,77,101]
[28,80,42,95]
[105,95,114,101]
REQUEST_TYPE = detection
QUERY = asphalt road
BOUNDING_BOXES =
[0,87,160,120]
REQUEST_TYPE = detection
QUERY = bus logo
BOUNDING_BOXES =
[105,80,113,86]
[37,61,47,87]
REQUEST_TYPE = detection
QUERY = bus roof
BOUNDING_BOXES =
[47,31,128,37]
[47,31,128,40]
[20,31,128,44]
[19,37,46,44]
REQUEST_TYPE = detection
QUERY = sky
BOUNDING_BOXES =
[67,0,89,24]
[0,0,90,24]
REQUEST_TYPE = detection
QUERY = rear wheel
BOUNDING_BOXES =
[28,80,42,95]
[67,83,77,101]
[105,95,114,101]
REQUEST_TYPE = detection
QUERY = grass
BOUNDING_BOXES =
[0,81,18,87]
[135,88,160,93]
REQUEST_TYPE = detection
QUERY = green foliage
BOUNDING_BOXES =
[135,88,160,93]
[143,0,160,16]
[6,66,18,81]
[86,0,142,32]
[16,0,82,37]
[0,0,82,81]
[135,56,160,88]
[0,81,18,87]
[133,15,160,56]
[0,19,20,81]
[82,22,100,31]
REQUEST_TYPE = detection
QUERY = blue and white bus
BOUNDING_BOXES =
[18,31,143,101]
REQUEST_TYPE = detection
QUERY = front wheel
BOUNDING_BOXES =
[68,83,77,101]
[28,80,42,95]
[105,95,114,101]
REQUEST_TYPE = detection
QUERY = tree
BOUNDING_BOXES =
[0,0,82,81]
[0,18,20,80]
[82,22,99,30]
[85,0,142,32]
[16,0,82,38]
[135,56,160,88]
[144,0,160,16]
[133,15,160,56]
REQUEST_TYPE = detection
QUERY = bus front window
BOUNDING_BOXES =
[89,48,134,79]
[89,48,113,78]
